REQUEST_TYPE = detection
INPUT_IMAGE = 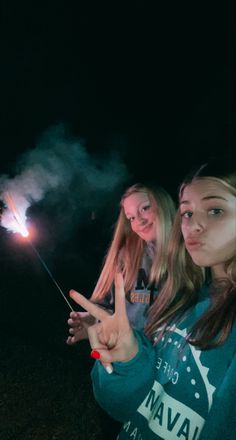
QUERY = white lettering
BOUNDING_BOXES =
[177,418,190,439]
[138,381,205,440]
[120,421,144,440]
[167,364,171,376]
[123,421,131,432]
[172,371,179,385]
[163,361,168,373]
[155,357,179,384]
[130,427,138,439]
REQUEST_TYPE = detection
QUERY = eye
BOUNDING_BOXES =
[128,216,135,223]
[208,208,224,216]
[141,204,151,212]
[181,211,193,219]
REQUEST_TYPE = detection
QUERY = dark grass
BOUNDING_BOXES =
[0,228,121,440]
[0,327,121,440]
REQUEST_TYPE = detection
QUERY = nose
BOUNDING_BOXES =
[187,214,205,233]
[137,212,148,225]
[133,212,147,228]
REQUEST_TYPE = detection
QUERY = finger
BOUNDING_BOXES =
[72,327,89,342]
[78,311,90,319]
[67,311,92,327]
[69,311,80,319]
[69,326,82,334]
[90,347,114,365]
[69,290,108,321]
[114,273,128,319]
[66,336,74,345]
[68,318,82,328]
[106,332,118,349]
[66,326,89,344]
[69,311,88,320]
[101,361,113,374]
[88,323,114,360]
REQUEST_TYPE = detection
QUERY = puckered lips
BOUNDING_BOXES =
[185,238,203,248]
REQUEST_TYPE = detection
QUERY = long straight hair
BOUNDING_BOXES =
[145,159,236,349]
[91,183,175,301]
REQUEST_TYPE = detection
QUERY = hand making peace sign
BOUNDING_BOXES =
[69,273,139,373]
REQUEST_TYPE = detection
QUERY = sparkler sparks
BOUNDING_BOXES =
[2,191,74,312]
[3,192,29,237]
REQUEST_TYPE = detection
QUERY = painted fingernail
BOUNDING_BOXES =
[90,350,101,360]
[105,366,113,374]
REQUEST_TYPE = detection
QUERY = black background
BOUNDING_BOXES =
[0,2,236,439]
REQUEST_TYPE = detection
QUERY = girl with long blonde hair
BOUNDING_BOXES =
[67,182,175,343]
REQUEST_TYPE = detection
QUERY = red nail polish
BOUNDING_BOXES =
[90,350,101,360]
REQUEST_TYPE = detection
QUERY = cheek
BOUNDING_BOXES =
[130,222,138,233]
[212,220,236,246]
[181,223,187,239]
[212,233,236,259]
[149,209,158,225]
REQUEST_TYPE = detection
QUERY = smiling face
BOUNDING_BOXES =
[180,178,236,278]
[123,191,159,242]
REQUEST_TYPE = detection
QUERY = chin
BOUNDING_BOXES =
[143,234,155,242]
[191,256,212,268]
[187,251,211,268]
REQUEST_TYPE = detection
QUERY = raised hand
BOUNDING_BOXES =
[66,311,95,345]
[69,273,138,372]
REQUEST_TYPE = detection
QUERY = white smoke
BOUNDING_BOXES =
[0,125,129,235]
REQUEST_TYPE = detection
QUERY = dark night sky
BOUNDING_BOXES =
[0,2,236,302]
[1,2,235,186]
[0,6,235,437]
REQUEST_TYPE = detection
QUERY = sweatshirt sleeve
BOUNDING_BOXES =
[90,331,156,423]
[199,352,236,440]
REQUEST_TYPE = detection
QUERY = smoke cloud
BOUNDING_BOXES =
[0,125,129,238]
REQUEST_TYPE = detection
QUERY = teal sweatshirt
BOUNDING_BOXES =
[91,287,236,440]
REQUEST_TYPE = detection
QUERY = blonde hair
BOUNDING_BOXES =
[145,159,236,349]
[91,183,175,301]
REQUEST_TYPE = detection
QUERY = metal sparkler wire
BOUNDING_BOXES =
[27,238,74,312]
[4,191,74,312]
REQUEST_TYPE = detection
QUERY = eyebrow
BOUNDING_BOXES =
[124,200,150,216]
[180,195,228,205]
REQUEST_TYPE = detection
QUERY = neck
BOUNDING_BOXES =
[211,264,227,280]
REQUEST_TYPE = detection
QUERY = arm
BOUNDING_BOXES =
[69,274,157,422]
[199,352,236,440]
[91,330,156,422]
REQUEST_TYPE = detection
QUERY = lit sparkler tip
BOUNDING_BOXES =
[21,229,29,238]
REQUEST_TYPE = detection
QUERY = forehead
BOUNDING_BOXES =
[123,192,150,212]
[180,178,233,203]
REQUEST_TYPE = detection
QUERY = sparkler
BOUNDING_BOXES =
[4,192,29,237]
[3,191,74,312]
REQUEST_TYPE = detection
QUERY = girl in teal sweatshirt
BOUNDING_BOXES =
[70,157,236,440]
